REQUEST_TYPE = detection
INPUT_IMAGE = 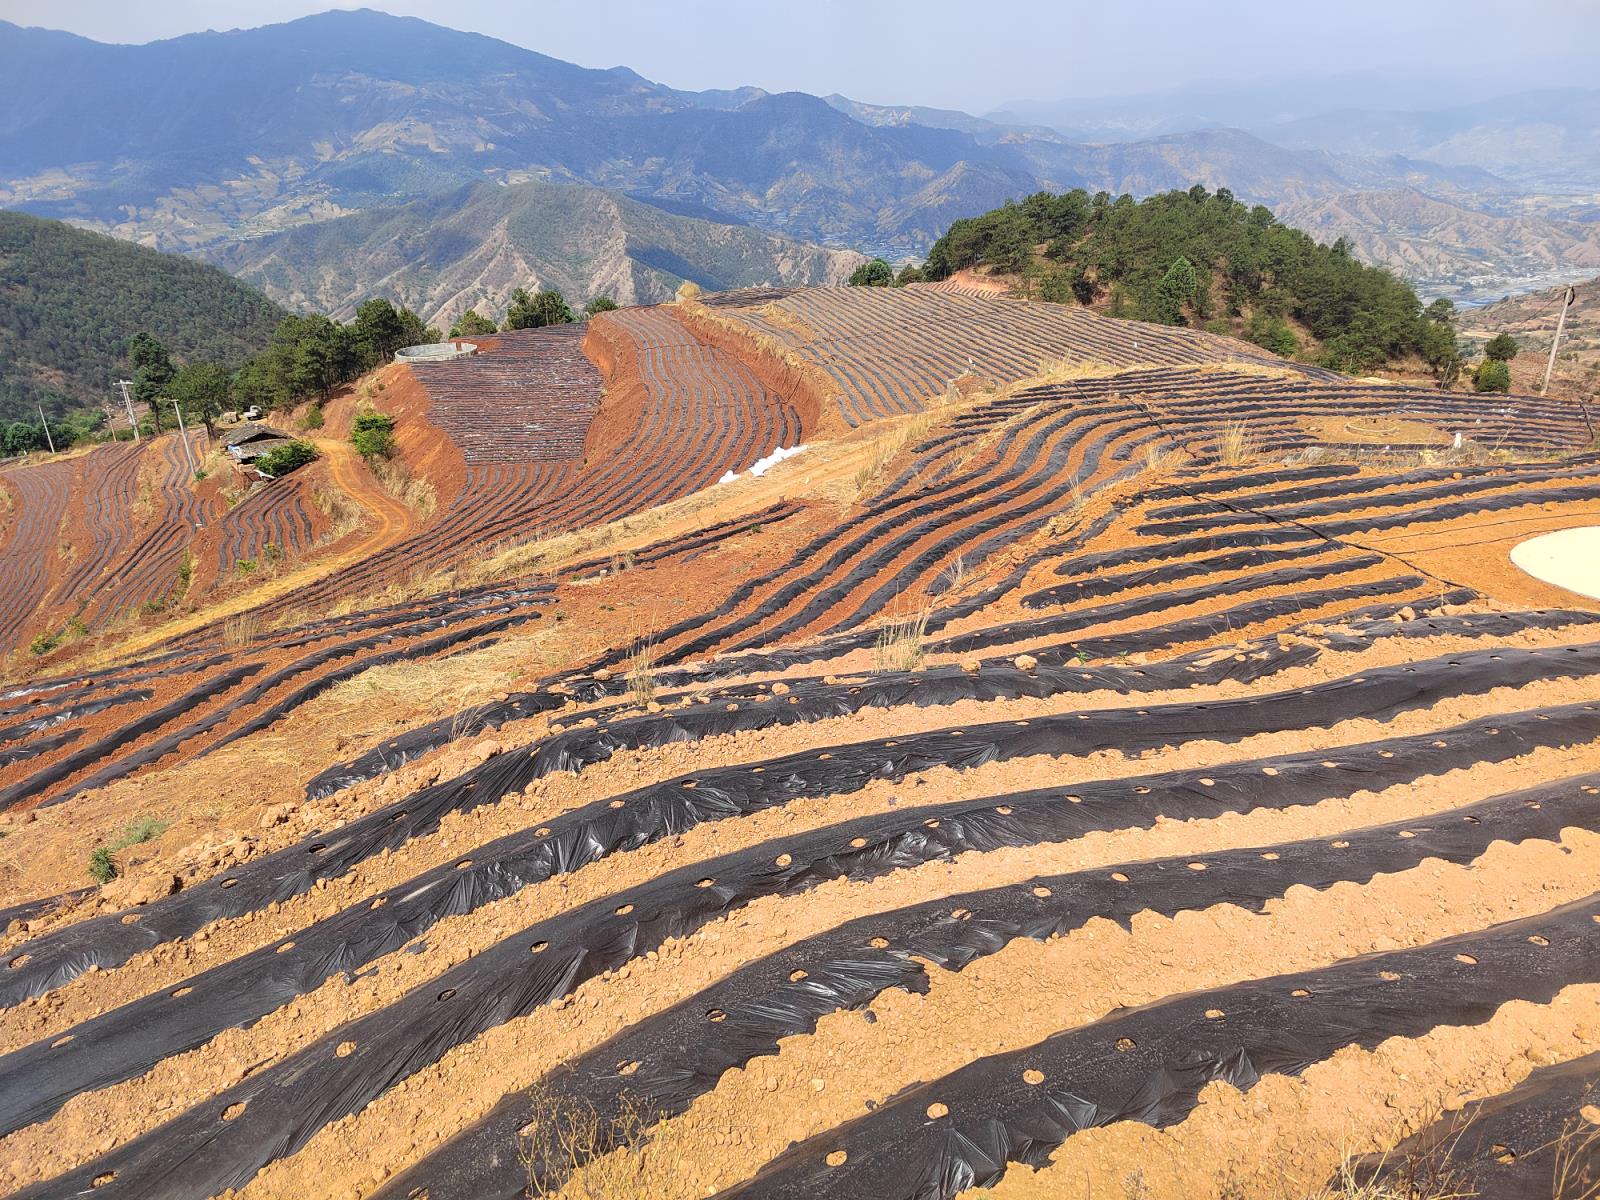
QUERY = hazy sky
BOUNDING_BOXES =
[3,0,1597,112]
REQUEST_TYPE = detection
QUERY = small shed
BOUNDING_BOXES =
[224,423,295,464]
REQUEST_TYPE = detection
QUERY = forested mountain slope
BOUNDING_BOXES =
[0,210,285,423]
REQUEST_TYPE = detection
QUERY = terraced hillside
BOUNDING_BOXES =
[1,289,1599,1200]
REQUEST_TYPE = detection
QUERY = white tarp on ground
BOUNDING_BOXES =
[1510,526,1600,601]
[719,444,807,485]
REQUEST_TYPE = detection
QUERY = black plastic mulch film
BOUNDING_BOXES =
[0,643,1325,1126]
[0,663,265,812]
[718,893,1600,1200]
[3,626,1586,1018]
[377,766,1600,1200]
[14,701,1600,1199]
[1348,1050,1600,1200]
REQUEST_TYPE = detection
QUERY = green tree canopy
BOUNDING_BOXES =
[449,309,499,338]
[584,296,620,316]
[1151,256,1198,325]
[894,264,925,286]
[848,258,895,287]
[1473,357,1512,393]
[353,298,408,366]
[166,362,230,439]
[922,186,1448,374]
[503,288,574,330]
[1483,332,1520,362]
[255,439,319,477]
[127,332,176,433]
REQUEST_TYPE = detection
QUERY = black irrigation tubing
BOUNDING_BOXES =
[26,725,1600,1200]
[302,690,577,802]
[1051,527,1323,577]
[560,503,803,581]
[720,893,1600,1200]
[7,638,1598,1108]
[1112,390,1483,598]
[1348,1050,1600,1200]
[0,650,232,708]
[310,628,1295,805]
[657,403,1141,666]
[0,664,265,813]
[26,607,544,814]
[379,757,1600,1200]
[1308,485,1600,538]
[1022,541,1356,609]
[825,438,1161,638]
[298,508,1129,804]
[928,556,1391,654]
[1145,459,1599,520]
[735,417,1150,646]
[0,641,1314,1012]
[1140,462,1362,501]
[5,612,1582,1014]
[0,887,91,931]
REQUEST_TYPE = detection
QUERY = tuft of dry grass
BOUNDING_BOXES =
[222,611,259,648]
[625,637,657,707]
[1216,419,1259,467]
[873,603,932,673]
[520,1089,679,1200]
[311,483,367,543]
[374,461,437,518]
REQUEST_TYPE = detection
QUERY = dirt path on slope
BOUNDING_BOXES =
[95,439,420,662]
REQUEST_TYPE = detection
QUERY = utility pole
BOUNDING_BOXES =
[35,404,55,454]
[1540,285,1577,396]
[116,380,141,442]
[167,399,198,476]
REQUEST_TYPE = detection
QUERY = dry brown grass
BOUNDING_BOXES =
[222,611,259,648]
[626,637,657,707]
[520,1090,682,1200]
[374,461,437,519]
[872,602,932,673]
[1217,419,1260,467]
[311,483,368,544]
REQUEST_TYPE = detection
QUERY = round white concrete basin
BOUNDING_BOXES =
[1510,526,1600,602]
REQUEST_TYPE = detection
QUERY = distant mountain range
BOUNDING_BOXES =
[1,9,1596,313]
[207,178,860,328]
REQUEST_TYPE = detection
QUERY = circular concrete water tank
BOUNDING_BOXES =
[395,342,478,364]
[1509,526,1600,601]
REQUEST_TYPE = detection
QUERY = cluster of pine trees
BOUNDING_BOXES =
[921,186,1459,377]
[447,288,616,337]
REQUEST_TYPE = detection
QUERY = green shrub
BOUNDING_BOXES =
[28,630,61,656]
[351,409,396,462]
[299,403,325,431]
[1245,312,1300,358]
[88,847,118,884]
[1473,357,1512,393]
[848,258,894,287]
[255,439,318,477]
[86,814,169,885]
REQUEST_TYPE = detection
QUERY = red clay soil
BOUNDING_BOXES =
[673,301,836,437]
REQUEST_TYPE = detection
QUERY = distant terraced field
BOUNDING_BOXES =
[1,288,1598,1200]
